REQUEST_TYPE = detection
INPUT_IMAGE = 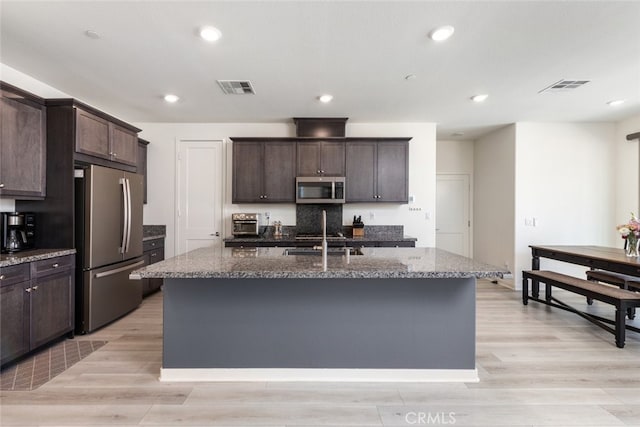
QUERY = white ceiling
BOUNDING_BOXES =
[2,1,639,139]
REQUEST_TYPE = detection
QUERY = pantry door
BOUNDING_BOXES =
[436,174,471,257]
[175,139,224,255]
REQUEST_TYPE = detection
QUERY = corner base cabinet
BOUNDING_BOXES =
[0,255,75,367]
[142,237,165,297]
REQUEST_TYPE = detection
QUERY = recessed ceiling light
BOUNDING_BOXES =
[164,94,180,103]
[199,26,222,42]
[470,94,489,103]
[405,74,417,81]
[451,132,465,137]
[607,99,625,107]
[84,30,101,39]
[429,25,455,42]
[318,94,333,103]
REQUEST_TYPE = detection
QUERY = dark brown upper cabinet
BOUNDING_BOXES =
[232,139,296,203]
[0,82,47,199]
[296,140,345,176]
[75,107,137,166]
[44,99,141,174]
[137,138,149,204]
[345,138,410,203]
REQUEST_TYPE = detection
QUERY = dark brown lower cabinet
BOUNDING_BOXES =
[142,238,165,297]
[0,255,75,367]
[0,278,30,366]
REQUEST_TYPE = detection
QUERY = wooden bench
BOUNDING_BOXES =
[522,270,640,348]
[586,270,640,318]
[586,270,640,292]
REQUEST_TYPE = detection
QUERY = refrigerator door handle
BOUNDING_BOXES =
[125,178,132,253]
[120,177,128,254]
[94,260,145,279]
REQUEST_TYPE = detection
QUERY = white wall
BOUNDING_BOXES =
[474,125,516,286]
[436,139,474,175]
[137,122,436,257]
[514,122,616,287]
[614,113,640,232]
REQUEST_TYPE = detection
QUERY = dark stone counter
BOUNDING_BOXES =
[0,248,76,267]
[143,225,166,241]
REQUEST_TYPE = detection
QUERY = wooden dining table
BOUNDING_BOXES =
[527,245,640,347]
[529,245,640,297]
[530,245,640,274]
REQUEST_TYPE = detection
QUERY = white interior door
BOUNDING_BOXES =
[436,174,470,257]
[175,139,224,256]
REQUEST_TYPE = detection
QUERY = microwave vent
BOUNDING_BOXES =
[217,80,256,95]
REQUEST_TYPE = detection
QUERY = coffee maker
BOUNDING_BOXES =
[1,212,36,253]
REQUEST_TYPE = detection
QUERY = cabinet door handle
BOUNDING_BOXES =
[263,195,267,199]
[151,253,157,257]
[25,287,32,293]
[52,263,59,268]
[0,275,4,280]
[0,183,4,188]
[32,285,38,291]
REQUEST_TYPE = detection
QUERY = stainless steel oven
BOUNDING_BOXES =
[232,213,260,236]
[296,177,345,204]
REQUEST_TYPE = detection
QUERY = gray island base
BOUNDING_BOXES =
[132,247,508,382]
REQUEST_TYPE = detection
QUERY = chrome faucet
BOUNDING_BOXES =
[312,210,328,271]
[321,210,328,271]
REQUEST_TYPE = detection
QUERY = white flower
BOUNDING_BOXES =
[619,227,631,236]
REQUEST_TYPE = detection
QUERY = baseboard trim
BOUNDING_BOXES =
[159,368,479,383]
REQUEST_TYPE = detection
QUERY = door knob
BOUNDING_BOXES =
[210,232,220,237]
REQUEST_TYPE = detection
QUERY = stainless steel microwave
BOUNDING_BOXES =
[296,177,345,204]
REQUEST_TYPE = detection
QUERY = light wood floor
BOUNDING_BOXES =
[2,280,640,426]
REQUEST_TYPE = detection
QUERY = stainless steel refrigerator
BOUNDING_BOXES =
[74,164,144,334]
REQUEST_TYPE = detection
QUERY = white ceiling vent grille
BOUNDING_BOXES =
[217,80,256,95]
[539,79,590,93]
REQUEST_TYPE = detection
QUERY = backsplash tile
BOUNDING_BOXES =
[296,204,343,235]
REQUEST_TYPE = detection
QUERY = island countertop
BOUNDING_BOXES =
[132,246,508,280]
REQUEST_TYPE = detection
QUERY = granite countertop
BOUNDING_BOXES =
[143,225,166,241]
[0,248,76,268]
[223,235,418,243]
[131,246,508,280]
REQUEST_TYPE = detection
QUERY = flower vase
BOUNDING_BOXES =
[625,236,639,257]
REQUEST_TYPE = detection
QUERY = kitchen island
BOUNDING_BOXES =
[132,246,507,382]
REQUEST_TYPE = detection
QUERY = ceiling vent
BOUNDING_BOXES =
[217,80,256,95]
[539,79,590,93]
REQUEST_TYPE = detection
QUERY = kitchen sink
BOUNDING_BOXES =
[283,247,364,256]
